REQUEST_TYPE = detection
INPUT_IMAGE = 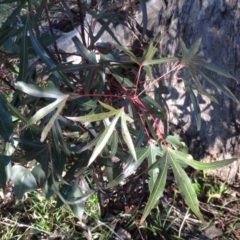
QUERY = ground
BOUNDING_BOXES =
[1,167,240,240]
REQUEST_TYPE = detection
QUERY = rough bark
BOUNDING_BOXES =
[152,0,240,183]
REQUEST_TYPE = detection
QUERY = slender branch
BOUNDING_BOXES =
[137,63,181,97]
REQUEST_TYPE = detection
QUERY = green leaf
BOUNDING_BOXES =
[0,27,16,47]
[67,101,118,123]
[121,113,136,161]
[140,0,147,37]
[142,56,179,66]
[200,71,238,103]
[166,135,188,152]
[11,165,37,199]
[53,120,71,157]
[40,98,68,142]
[107,146,157,189]
[27,17,73,89]
[180,38,202,64]
[0,155,11,190]
[67,110,117,123]
[88,10,121,45]
[185,82,201,131]
[93,18,114,44]
[175,154,237,171]
[142,41,157,64]
[188,68,202,90]
[141,95,166,114]
[32,164,47,190]
[113,44,140,65]
[87,109,122,166]
[72,36,97,63]
[5,101,41,132]
[15,81,69,142]
[196,59,235,79]
[68,185,85,221]
[188,38,202,58]
[0,94,13,141]
[15,81,66,99]
[141,152,168,223]
[147,143,163,192]
[48,63,97,73]
[17,19,28,82]
[168,150,204,221]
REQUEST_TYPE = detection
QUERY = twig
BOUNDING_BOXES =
[137,63,180,97]
[1,218,55,236]
[178,208,190,238]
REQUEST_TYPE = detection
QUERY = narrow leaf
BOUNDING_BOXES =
[168,151,204,221]
[176,154,237,171]
[87,109,122,166]
[5,101,41,132]
[15,81,66,99]
[141,153,168,223]
[196,59,235,79]
[201,72,238,103]
[0,94,13,141]
[113,44,140,65]
[121,114,136,161]
[185,83,201,131]
[142,56,179,66]
[17,20,28,81]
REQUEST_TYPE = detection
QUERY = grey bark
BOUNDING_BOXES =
[152,0,240,183]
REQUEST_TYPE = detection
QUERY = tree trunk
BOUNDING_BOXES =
[152,0,240,183]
